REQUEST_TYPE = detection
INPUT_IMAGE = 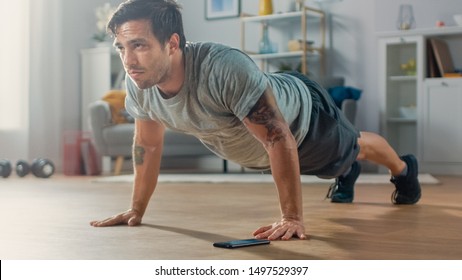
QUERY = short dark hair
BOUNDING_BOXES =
[107,0,186,50]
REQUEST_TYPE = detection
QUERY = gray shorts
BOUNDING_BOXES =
[288,72,360,178]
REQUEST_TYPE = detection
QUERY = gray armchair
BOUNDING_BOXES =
[317,76,357,125]
[88,100,216,175]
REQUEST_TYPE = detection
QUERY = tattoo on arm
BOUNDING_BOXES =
[134,146,145,165]
[248,96,285,147]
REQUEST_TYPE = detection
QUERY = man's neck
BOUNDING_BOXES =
[156,51,185,99]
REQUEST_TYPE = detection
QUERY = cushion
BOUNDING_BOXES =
[327,86,362,108]
[102,90,129,124]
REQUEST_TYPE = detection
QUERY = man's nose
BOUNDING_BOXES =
[123,50,137,67]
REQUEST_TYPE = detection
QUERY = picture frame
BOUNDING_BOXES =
[205,0,240,20]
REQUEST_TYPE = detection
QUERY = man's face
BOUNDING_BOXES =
[114,19,171,89]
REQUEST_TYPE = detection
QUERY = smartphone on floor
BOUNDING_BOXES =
[213,238,270,249]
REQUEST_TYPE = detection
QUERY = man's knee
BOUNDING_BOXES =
[356,136,367,160]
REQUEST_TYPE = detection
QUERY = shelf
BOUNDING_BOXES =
[387,117,417,123]
[241,9,323,24]
[389,75,417,81]
[377,26,462,38]
[240,6,326,75]
[247,50,319,60]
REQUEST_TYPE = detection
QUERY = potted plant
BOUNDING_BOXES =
[92,3,115,47]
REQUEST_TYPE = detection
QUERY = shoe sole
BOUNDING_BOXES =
[331,197,353,203]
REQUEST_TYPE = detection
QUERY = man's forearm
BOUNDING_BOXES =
[268,138,303,221]
[130,143,163,216]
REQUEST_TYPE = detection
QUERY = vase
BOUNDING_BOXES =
[259,0,273,16]
[396,4,415,30]
[259,23,273,54]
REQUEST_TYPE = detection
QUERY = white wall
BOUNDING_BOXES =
[3,0,460,171]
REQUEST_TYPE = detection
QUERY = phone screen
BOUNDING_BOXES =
[213,239,270,249]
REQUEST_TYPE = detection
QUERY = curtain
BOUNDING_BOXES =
[0,0,30,160]
[0,0,29,130]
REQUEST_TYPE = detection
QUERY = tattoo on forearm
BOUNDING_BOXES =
[134,146,145,165]
[248,97,285,147]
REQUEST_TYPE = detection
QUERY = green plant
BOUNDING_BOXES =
[92,3,115,42]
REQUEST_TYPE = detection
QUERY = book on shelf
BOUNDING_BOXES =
[428,38,462,78]
[426,40,440,78]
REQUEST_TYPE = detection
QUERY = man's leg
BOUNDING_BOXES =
[356,132,405,176]
[356,131,421,204]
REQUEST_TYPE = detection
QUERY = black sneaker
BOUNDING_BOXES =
[390,154,421,204]
[326,161,361,203]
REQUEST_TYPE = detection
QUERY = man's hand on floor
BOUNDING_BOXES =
[253,218,308,241]
[90,209,141,227]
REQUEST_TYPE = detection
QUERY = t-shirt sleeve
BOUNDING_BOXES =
[208,49,267,121]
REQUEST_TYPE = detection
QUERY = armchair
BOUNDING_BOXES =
[317,76,358,125]
[88,100,216,175]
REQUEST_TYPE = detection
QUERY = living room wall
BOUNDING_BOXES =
[3,0,460,172]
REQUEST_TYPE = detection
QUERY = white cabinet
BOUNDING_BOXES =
[378,36,424,157]
[378,27,462,175]
[80,47,123,131]
[421,78,462,173]
[240,6,325,76]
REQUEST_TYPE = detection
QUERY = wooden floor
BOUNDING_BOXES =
[1,174,462,260]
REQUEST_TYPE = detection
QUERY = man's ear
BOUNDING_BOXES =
[167,33,180,54]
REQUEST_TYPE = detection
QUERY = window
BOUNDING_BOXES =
[0,0,29,130]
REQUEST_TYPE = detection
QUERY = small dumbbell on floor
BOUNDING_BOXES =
[16,160,31,177]
[0,159,12,178]
[31,158,55,178]
[0,158,55,178]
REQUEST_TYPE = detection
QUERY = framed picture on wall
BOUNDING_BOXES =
[205,0,240,20]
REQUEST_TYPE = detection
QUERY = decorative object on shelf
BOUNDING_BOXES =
[287,39,314,52]
[92,3,115,46]
[400,58,416,76]
[259,0,273,16]
[259,22,274,54]
[396,4,415,30]
[436,20,446,27]
[399,105,416,120]
[205,0,240,20]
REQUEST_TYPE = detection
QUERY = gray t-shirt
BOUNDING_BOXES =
[125,42,312,170]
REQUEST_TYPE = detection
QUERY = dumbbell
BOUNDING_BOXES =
[0,159,32,178]
[30,158,55,178]
[16,160,31,177]
[0,158,55,178]
[0,159,12,178]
